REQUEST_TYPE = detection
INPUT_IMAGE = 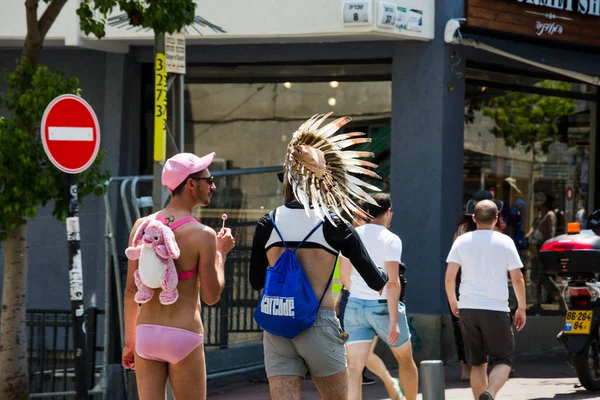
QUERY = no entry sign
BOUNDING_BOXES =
[41,94,100,174]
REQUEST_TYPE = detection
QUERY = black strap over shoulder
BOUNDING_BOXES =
[269,210,324,252]
[269,208,331,306]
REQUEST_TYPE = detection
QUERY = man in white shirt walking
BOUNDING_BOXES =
[445,200,527,400]
[340,193,418,400]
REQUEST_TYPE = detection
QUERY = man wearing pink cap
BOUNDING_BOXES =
[122,152,235,399]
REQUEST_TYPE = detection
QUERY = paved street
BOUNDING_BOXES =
[207,352,600,399]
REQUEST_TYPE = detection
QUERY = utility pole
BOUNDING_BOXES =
[153,33,168,212]
[153,31,186,212]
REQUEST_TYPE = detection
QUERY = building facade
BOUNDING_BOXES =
[1,0,600,386]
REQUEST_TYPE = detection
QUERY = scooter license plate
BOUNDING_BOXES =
[564,310,593,335]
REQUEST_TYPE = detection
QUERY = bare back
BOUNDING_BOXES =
[133,212,213,334]
[249,204,387,307]
[266,247,337,309]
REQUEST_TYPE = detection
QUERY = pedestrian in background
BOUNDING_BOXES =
[445,200,526,400]
[451,191,505,381]
[336,215,401,396]
[341,193,418,400]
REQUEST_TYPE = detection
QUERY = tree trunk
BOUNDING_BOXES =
[22,0,68,68]
[0,224,28,400]
[24,0,42,67]
[0,1,70,398]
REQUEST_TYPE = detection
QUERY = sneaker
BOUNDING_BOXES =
[362,374,376,385]
[479,391,494,400]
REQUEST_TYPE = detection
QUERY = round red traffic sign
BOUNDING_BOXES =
[41,94,100,174]
[566,186,574,201]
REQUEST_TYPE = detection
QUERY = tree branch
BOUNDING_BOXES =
[38,0,68,39]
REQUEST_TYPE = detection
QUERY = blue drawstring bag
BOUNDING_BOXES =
[254,212,334,339]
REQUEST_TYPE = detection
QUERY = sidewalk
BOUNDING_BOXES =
[207,352,600,399]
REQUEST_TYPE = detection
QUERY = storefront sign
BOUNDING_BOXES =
[515,0,600,16]
[466,0,600,47]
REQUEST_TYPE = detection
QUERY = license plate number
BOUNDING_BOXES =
[564,310,593,335]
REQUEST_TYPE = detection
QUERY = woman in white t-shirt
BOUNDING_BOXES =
[339,194,418,400]
[445,200,526,400]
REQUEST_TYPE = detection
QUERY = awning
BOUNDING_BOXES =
[444,19,600,86]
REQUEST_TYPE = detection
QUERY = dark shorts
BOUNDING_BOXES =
[459,309,515,367]
[338,288,350,330]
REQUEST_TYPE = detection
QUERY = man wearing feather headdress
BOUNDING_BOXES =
[250,113,389,399]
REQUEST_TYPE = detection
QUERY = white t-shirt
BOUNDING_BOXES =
[446,230,523,312]
[348,224,402,300]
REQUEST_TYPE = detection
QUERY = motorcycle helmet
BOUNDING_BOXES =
[587,209,600,233]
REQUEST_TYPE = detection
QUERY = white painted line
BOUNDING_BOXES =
[49,126,93,141]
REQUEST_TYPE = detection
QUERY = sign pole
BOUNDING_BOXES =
[165,29,186,154]
[153,29,186,211]
[178,74,185,152]
[153,33,168,212]
[40,94,100,400]
[66,174,87,400]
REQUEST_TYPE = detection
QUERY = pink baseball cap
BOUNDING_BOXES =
[161,152,216,191]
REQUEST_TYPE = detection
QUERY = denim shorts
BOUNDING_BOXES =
[343,297,411,348]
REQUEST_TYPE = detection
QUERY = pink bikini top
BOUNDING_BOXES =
[155,215,200,281]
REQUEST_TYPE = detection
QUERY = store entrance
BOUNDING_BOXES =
[463,61,598,314]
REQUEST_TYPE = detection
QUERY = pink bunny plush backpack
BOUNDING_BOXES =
[125,216,199,305]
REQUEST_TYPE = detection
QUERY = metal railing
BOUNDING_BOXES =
[24,308,104,399]
[0,167,278,399]
[103,167,281,351]
[199,245,262,348]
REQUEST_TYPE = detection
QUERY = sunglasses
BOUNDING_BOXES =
[192,176,215,186]
[277,171,284,183]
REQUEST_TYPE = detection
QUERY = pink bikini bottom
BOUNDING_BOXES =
[136,324,204,364]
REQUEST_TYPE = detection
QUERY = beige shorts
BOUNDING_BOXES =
[263,308,347,378]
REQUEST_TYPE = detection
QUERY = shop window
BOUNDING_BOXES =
[463,67,596,315]
[139,64,391,213]
[184,74,391,215]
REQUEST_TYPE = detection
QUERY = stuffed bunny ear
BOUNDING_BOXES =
[132,219,151,246]
[162,226,180,259]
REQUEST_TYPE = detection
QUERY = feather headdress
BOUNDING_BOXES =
[283,112,382,225]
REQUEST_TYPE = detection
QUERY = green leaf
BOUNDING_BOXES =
[77,0,201,38]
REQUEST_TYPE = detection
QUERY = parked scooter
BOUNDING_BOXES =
[540,211,600,391]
